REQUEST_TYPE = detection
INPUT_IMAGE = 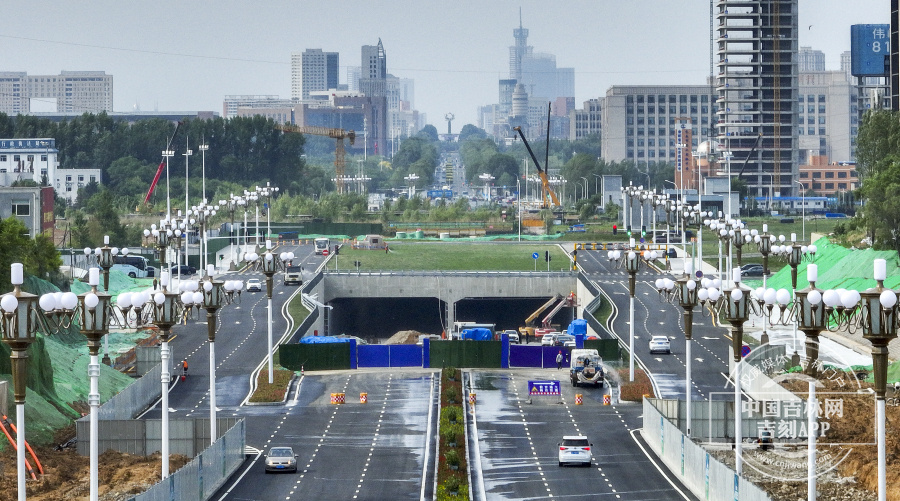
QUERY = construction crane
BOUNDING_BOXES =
[518,294,562,341]
[513,104,560,208]
[276,124,356,193]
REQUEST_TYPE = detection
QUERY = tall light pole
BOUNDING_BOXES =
[701,267,756,476]
[795,180,806,242]
[162,149,175,218]
[199,142,209,204]
[580,176,588,199]
[183,139,193,215]
[246,243,294,384]
[608,244,658,382]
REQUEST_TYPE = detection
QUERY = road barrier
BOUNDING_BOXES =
[360,392,367,404]
[575,394,583,405]
[330,393,345,404]
[603,394,610,405]
[468,393,476,406]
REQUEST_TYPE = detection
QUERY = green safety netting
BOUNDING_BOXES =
[743,237,900,292]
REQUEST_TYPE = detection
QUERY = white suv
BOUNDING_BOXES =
[558,435,592,466]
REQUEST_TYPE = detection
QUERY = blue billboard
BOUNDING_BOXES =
[851,24,889,77]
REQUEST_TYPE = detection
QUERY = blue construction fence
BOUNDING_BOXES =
[278,335,622,371]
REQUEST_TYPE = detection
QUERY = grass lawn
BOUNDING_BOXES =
[331,242,572,271]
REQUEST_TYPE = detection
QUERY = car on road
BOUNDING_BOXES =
[246,278,262,292]
[555,334,576,347]
[649,335,671,354]
[169,265,197,276]
[145,266,157,278]
[558,435,592,466]
[541,332,559,346]
[264,446,297,473]
[500,329,520,343]
[740,264,765,277]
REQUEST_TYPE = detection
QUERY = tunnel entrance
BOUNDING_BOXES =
[328,296,576,343]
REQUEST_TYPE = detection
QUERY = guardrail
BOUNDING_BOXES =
[642,399,771,501]
[322,270,575,277]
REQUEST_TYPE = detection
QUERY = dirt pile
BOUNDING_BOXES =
[0,446,189,501]
[384,330,429,344]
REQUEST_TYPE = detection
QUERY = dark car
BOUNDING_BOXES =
[740,264,765,277]
[169,265,197,276]
[145,266,157,278]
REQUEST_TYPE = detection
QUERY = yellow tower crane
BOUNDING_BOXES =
[276,124,357,194]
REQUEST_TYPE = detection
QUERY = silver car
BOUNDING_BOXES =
[264,446,297,473]
[558,435,592,466]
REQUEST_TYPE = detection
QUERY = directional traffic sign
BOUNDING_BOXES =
[532,252,539,260]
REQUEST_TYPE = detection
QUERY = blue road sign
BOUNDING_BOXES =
[741,345,752,358]
[532,252,539,260]
[528,380,561,396]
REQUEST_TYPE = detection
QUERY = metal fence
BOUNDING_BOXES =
[77,417,241,457]
[129,419,246,501]
[649,398,805,443]
[643,399,771,501]
[95,362,164,420]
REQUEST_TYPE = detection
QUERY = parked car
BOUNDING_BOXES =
[555,334,576,347]
[649,335,671,354]
[558,435,592,466]
[169,265,197,276]
[740,264,765,277]
[541,333,559,346]
[246,278,262,292]
[499,329,520,344]
[264,446,297,473]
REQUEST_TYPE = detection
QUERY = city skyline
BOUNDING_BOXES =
[0,1,888,130]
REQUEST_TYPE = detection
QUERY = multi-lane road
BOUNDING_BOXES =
[139,242,734,500]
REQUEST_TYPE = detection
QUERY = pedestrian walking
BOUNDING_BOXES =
[182,360,188,377]
[556,350,563,370]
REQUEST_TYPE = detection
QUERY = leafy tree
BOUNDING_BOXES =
[859,154,900,253]
[856,110,900,180]
[419,124,439,143]
[458,124,487,142]
[0,218,63,293]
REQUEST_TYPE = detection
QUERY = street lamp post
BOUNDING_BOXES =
[0,264,42,501]
[859,259,898,501]
[656,262,700,437]
[795,180,806,243]
[246,243,294,384]
[199,142,209,204]
[163,149,175,218]
[608,244,658,382]
[701,267,756,476]
[183,141,192,217]
[149,272,179,478]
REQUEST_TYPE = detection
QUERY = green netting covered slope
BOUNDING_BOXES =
[745,237,900,292]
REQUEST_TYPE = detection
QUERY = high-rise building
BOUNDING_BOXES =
[599,85,718,166]
[223,95,292,119]
[510,10,529,81]
[346,66,361,92]
[798,46,826,72]
[716,0,799,199]
[359,39,387,99]
[798,70,857,163]
[569,98,602,140]
[0,71,113,114]
[293,49,339,101]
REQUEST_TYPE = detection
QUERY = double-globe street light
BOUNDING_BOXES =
[698,267,761,477]
[655,261,701,437]
[608,243,659,382]
[245,242,294,384]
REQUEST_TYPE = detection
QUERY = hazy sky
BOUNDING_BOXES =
[2,1,889,129]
